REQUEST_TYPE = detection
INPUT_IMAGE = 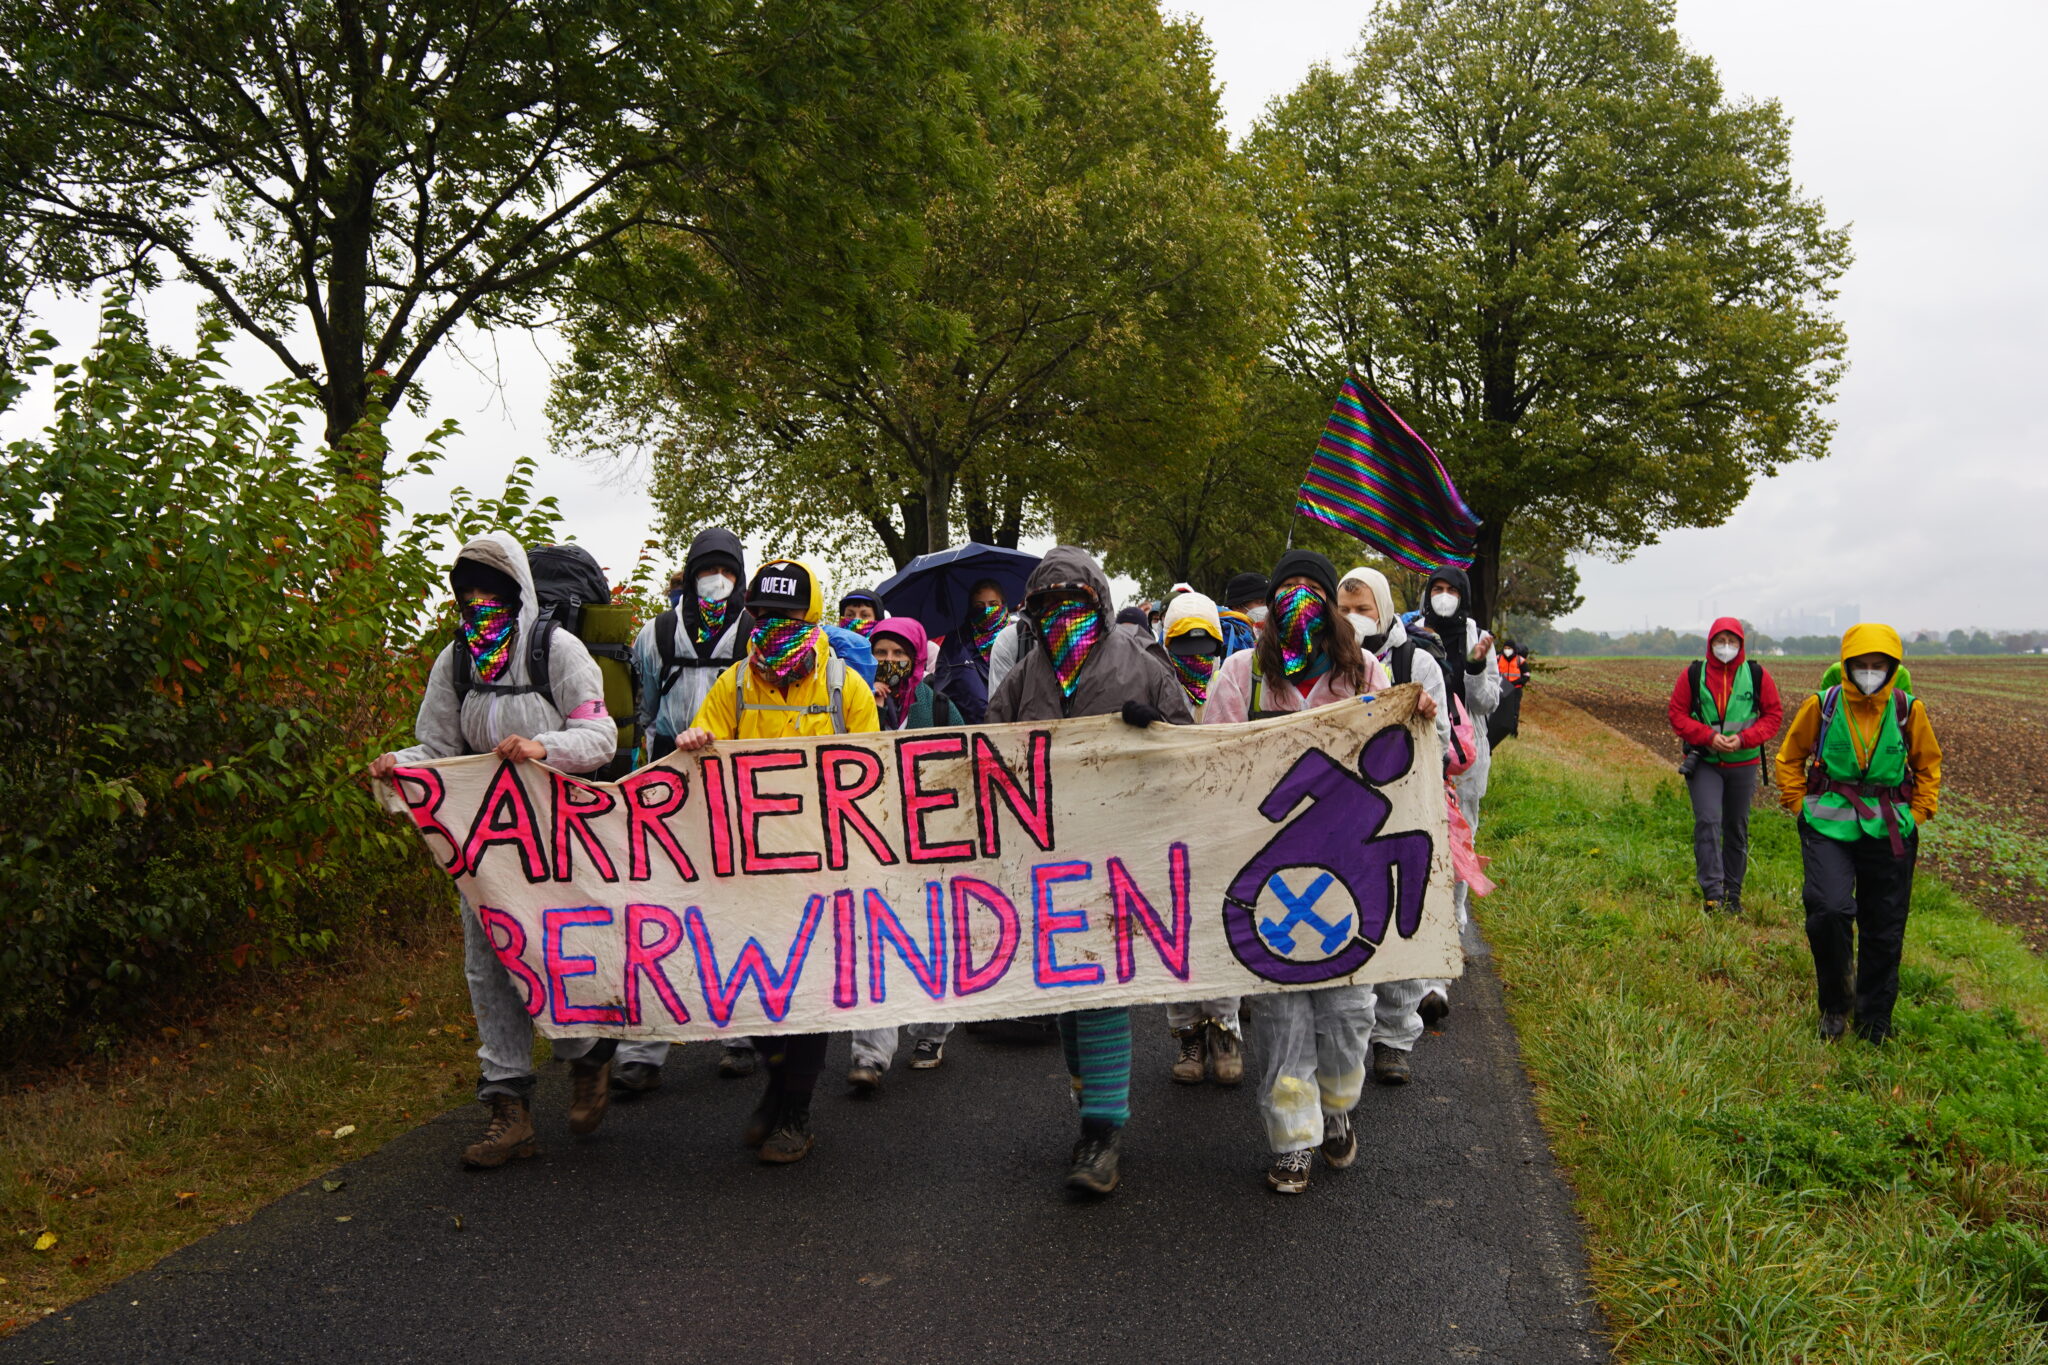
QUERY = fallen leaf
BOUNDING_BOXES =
[174,1191,197,1207]
[450,1215,463,1232]
[32,1232,57,1252]
[334,1216,352,1223]
[857,1272,894,1287]
[321,1180,345,1193]
[332,1124,357,1140]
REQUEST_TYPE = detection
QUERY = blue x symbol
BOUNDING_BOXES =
[1258,871,1353,955]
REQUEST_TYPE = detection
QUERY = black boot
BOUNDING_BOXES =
[1819,1012,1848,1043]
[1065,1120,1122,1195]
[759,1103,815,1164]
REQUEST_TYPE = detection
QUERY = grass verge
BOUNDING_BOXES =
[0,918,475,1335]
[1490,696,2048,1362]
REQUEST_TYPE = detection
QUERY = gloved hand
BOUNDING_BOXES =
[1122,700,1165,728]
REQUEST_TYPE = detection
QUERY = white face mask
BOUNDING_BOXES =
[1247,604,1269,625]
[1711,642,1739,664]
[1429,592,1460,618]
[1345,611,1377,641]
[696,573,735,602]
[1852,666,1889,696]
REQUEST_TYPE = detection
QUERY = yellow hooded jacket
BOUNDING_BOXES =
[1775,623,1941,823]
[690,557,880,740]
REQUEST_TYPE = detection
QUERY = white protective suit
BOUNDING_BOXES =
[389,532,619,1098]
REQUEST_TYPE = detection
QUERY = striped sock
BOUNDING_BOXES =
[1059,1008,1132,1127]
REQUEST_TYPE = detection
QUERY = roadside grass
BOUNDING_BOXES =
[0,918,475,1334]
[1487,706,2048,1362]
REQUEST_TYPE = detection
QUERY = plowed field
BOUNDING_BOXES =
[1538,655,2048,948]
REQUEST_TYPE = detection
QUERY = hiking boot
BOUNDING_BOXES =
[909,1037,945,1070]
[848,1062,883,1094]
[1702,898,1723,916]
[759,1104,816,1164]
[1725,895,1744,917]
[742,1093,781,1149]
[1321,1110,1358,1169]
[1819,1012,1848,1043]
[611,1061,662,1094]
[1418,990,1450,1028]
[1065,1126,1122,1196]
[1170,1027,1207,1084]
[1267,1147,1313,1195]
[461,1094,537,1169]
[718,1047,758,1079]
[1206,1022,1243,1086]
[568,1056,612,1135]
[1371,1041,1412,1086]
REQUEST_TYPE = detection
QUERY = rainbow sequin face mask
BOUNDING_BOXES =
[749,615,820,687]
[1273,583,1327,677]
[1171,650,1216,704]
[1032,595,1104,697]
[968,600,1007,659]
[460,594,517,682]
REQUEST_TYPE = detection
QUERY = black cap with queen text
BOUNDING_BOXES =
[746,559,815,618]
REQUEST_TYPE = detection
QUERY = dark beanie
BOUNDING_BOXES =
[1115,605,1150,628]
[1223,571,1267,609]
[451,557,521,603]
[1268,550,1337,604]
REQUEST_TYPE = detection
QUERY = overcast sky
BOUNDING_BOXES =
[7,1,2042,634]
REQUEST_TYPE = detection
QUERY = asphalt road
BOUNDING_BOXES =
[4,940,1608,1365]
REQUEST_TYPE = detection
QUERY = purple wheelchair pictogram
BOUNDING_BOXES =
[1222,723,1434,984]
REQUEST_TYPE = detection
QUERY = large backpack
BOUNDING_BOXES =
[452,543,641,779]
[1391,628,1474,773]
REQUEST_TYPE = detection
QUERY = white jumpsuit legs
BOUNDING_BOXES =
[1254,984,1375,1153]
[850,1022,956,1070]
[462,897,598,1099]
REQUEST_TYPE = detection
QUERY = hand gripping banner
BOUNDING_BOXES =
[378,685,1462,1042]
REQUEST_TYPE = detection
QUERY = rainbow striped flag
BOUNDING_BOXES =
[1295,376,1480,572]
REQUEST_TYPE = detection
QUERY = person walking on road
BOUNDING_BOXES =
[847,615,960,1089]
[1776,623,1942,1044]
[986,546,1194,1196]
[673,558,881,1163]
[625,527,754,1090]
[931,578,1008,724]
[1207,551,1393,1195]
[1408,564,1500,1029]
[1339,565,1447,1088]
[1667,617,1784,915]
[370,533,621,1170]
[1155,591,1244,1087]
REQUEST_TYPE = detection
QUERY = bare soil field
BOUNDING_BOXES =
[1538,655,2048,948]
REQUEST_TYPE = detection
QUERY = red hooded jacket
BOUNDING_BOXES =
[1667,617,1783,767]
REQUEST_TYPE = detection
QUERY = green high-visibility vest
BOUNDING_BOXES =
[1802,686,1916,844]
[1691,660,1762,764]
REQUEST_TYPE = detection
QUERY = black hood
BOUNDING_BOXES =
[1423,562,1476,704]
[1424,564,1472,608]
[683,526,746,585]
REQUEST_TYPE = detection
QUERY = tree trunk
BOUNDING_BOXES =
[922,463,954,554]
[1470,517,1507,633]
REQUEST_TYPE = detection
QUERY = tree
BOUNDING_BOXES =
[553,0,1276,568]
[0,0,978,483]
[1242,0,1849,627]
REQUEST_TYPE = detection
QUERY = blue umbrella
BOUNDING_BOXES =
[875,543,1041,636]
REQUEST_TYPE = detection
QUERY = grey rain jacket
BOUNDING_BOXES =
[389,531,617,774]
[985,545,1193,726]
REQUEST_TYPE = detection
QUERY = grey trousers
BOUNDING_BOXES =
[462,897,598,1100]
[1687,762,1758,901]
[850,1022,956,1069]
[1165,998,1243,1037]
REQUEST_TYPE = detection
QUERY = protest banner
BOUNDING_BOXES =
[378,684,1461,1042]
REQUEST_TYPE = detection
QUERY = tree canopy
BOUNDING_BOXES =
[1242,0,1850,626]
[0,0,981,482]
[552,0,1278,571]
